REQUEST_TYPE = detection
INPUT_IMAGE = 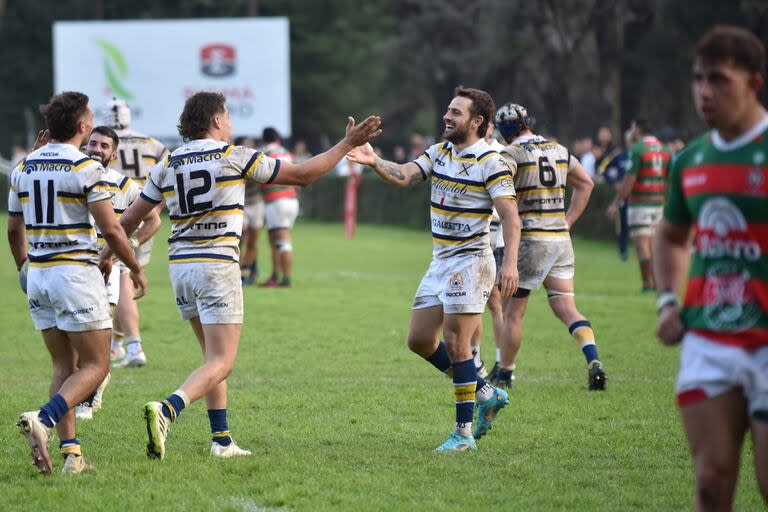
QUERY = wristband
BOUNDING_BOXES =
[656,291,678,312]
[129,237,140,249]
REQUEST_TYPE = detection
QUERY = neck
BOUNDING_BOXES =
[451,134,480,153]
[716,104,768,141]
[50,136,82,147]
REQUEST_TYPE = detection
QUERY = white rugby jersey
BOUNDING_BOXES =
[141,139,280,263]
[7,143,111,267]
[94,167,141,247]
[413,138,516,259]
[502,134,577,241]
[112,128,168,184]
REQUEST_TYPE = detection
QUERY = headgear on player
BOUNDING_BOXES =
[494,103,535,143]
[104,97,131,129]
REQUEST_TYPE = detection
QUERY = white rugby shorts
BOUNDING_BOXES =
[265,198,299,231]
[26,264,112,332]
[135,236,154,267]
[243,195,265,230]
[412,253,495,314]
[676,331,768,416]
[170,261,243,324]
[627,205,663,237]
[105,263,121,306]
[517,238,575,291]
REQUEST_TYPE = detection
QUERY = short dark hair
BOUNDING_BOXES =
[632,118,651,135]
[91,125,119,150]
[694,25,766,75]
[454,86,495,138]
[178,92,227,141]
[39,91,90,141]
[262,127,280,143]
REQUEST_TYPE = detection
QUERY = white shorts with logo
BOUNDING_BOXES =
[27,264,112,332]
[627,205,663,237]
[169,261,243,324]
[676,331,768,416]
[517,238,575,291]
[265,198,299,231]
[412,253,495,314]
[243,195,265,230]
[106,264,121,306]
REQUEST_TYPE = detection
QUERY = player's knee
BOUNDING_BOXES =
[275,239,292,253]
[694,458,736,506]
[406,335,433,357]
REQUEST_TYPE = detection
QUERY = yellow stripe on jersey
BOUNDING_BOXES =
[494,195,517,201]
[57,196,85,203]
[29,260,93,268]
[243,153,265,180]
[169,208,244,225]
[486,174,511,188]
[517,187,564,197]
[19,197,29,203]
[437,147,500,164]
[432,236,478,246]
[430,206,492,219]
[431,176,485,193]
[522,230,571,237]
[162,189,176,198]
[520,211,565,217]
[215,179,243,188]
[187,236,240,245]
[73,159,97,172]
[26,227,94,235]
[222,145,235,158]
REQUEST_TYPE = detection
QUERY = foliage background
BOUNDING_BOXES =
[0,0,766,153]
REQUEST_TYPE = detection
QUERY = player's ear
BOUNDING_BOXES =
[748,71,764,95]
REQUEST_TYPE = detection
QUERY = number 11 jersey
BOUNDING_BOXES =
[141,139,281,264]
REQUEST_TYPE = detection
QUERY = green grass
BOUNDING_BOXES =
[0,218,763,511]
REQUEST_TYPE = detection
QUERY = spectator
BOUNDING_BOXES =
[393,145,407,163]
[293,140,312,163]
[408,132,426,160]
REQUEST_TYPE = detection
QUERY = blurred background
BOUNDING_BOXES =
[0,0,766,237]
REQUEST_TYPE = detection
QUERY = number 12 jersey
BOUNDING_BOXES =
[141,139,281,264]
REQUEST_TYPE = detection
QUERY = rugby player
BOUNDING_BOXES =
[258,127,297,287]
[8,92,147,474]
[114,92,380,460]
[235,135,263,285]
[104,98,169,367]
[347,87,519,451]
[607,119,672,291]
[654,25,768,510]
[494,103,606,390]
[75,126,161,420]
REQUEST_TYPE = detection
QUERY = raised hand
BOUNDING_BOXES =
[344,116,382,148]
[32,129,50,151]
[346,142,377,167]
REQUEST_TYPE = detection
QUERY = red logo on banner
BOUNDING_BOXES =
[201,44,236,77]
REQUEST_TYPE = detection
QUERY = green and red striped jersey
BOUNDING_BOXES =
[261,142,296,202]
[664,117,768,349]
[627,136,671,207]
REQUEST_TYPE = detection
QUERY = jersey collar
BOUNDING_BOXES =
[711,114,768,152]
[445,138,487,158]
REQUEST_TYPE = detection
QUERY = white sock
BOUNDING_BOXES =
[455,422,472,437]
[125,337,142,355]
[496,348,501,363]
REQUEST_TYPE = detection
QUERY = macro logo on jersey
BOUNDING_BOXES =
[95,39,133,100]
[696,198,762,331]
[201,45,236,77]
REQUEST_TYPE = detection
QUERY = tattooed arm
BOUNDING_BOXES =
[346,143,426,187]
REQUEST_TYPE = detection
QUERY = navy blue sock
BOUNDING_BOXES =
[39,394,68,428]
[426,341,452,374]
[582,344,599,364]
[161,393,186,422]
[208,409,232,447]
[452,359,477,428]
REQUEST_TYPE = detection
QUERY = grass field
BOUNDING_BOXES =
[0,218,763,511]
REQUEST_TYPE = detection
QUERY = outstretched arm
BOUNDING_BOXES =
[565,160,594,228]
[346,143,425,187]
[271,116,381,186]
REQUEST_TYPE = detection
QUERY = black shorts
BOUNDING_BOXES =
[493,247,505,273]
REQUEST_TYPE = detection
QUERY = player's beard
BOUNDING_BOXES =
[87,150,114,165]
[443,120,471,145]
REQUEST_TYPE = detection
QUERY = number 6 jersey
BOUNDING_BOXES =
[502,134,578,241]
[140,139,280,264]
[7,143,111,267]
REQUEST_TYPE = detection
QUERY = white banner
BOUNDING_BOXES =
[53,18,291,143]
